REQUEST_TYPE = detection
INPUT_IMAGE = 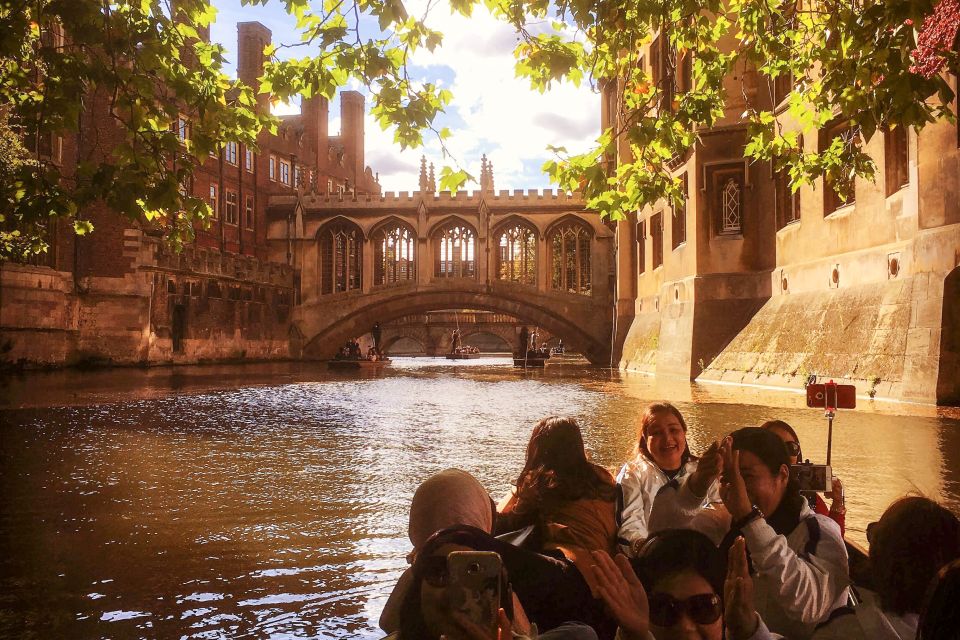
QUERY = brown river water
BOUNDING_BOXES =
[1,358,959,639]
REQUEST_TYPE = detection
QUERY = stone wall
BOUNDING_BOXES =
[0,233,296,369]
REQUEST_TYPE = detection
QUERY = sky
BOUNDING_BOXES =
[208,0,599,192]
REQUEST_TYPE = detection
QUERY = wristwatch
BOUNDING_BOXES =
[734,505,764,530]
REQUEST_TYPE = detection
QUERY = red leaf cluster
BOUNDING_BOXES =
[910,0,960,78]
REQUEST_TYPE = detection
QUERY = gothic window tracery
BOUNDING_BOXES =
[319,221,362,294]
[496,222,537,285]
[374,222,416,286]
[434,222,476,278]
[549,220,592,295]
[721,177,742,233]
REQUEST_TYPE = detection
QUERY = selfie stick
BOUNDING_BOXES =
[824,380,837,466]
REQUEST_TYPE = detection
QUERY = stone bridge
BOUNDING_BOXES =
[380,311,557,355]
[267,188,614,363]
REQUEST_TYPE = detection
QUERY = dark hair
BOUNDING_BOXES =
[399,526,515,639]
[870,496,960,615]
[917,558,960,640]
[513,416,615,515]
[635,529,724,596]
[760,420,803,461]
[730,427,792,477]
[635,402,695,468]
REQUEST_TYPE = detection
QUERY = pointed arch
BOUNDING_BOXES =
[546,215,593,295]
[492,216,538,286]
[370,217,417,286]
[431,216,478,279]
[317,218,363,295]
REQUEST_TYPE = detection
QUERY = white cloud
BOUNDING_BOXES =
[365,5,599,192]
[210,0,599,193]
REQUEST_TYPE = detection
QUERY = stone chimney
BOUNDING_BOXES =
[419,155,429,192]
[237,22,272,113]
[340,91,365,184]
[302,95,329,170]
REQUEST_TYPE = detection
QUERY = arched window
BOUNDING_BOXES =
[434,222,476,279]
[549,220,592,295]
[496,222,537,285]
[319,221,362,294]
[374,222,416,286]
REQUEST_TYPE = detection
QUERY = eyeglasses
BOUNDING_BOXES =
[784,440,802,457]
[648,592,722,627]
[420,556,449,588]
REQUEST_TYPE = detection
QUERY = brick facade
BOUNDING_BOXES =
[0,20,380,368]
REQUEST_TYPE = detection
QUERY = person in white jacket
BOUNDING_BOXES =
[648,428,850,640]
[616,402,720,557]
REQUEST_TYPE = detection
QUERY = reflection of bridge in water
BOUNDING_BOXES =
[269,188,615,363]
[381,311,559,356]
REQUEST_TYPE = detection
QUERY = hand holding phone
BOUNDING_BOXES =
[444,551,502,639]
[790,463,832,493]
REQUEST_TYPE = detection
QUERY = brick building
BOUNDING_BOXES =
[0,20,381,366]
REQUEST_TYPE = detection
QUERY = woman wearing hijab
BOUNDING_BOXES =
[380,469,497,633]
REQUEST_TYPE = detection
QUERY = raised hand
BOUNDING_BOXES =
[590,550,650,640]
[719,437,752,521]
[724,537,759,640]
[688,439,723,498]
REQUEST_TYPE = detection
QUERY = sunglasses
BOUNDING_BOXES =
[784,440,801,457]
[649,592,722,627]
[420,555,449,588]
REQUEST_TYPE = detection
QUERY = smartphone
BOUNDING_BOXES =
[806,382,856,410]
[790,463,832,493]
[445,551,501,636]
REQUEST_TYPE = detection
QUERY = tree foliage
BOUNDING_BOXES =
[1,0,958,261]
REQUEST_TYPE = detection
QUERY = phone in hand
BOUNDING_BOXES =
[445,550,502,637]
[790,463,832,493]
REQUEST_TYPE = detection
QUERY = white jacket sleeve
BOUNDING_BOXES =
[647,477,731,545]
[616,464,652,554]
[741,514,849,626]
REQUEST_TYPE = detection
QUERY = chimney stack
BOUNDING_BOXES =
[237,22,272,114]
[302,95,330,170]
[340,91,366,185]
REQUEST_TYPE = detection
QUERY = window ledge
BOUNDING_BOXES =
[824,203,855,218]
[776,219,801,235]
[885,183,909,199]
[672,241,687,252]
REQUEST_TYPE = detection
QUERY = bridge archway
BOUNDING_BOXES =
[296,284,611,364]
[382,334,427,355]
[462,330,513,353]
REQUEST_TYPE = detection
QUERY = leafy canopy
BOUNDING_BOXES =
[1,0,958,261]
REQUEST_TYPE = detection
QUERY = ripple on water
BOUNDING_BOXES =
[1,359,958,638]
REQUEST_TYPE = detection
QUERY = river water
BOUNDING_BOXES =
[1,358,959,639]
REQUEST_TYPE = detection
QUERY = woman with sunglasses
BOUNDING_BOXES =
[588,529,781,640]
[647,428,850,640]
[760,420,845,536]
[616,402,721,557]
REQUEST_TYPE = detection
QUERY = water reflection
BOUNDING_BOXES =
[0,358,957,638]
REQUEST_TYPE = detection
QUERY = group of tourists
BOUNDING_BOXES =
[379,402,960,640]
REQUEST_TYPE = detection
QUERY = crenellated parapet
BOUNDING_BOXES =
[271,188,586,210]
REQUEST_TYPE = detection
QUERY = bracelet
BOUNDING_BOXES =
[733,505,764,530]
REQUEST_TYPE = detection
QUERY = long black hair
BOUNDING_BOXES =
[512,416,615,515]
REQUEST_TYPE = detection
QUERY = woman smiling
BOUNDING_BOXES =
[616,402,720,557]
